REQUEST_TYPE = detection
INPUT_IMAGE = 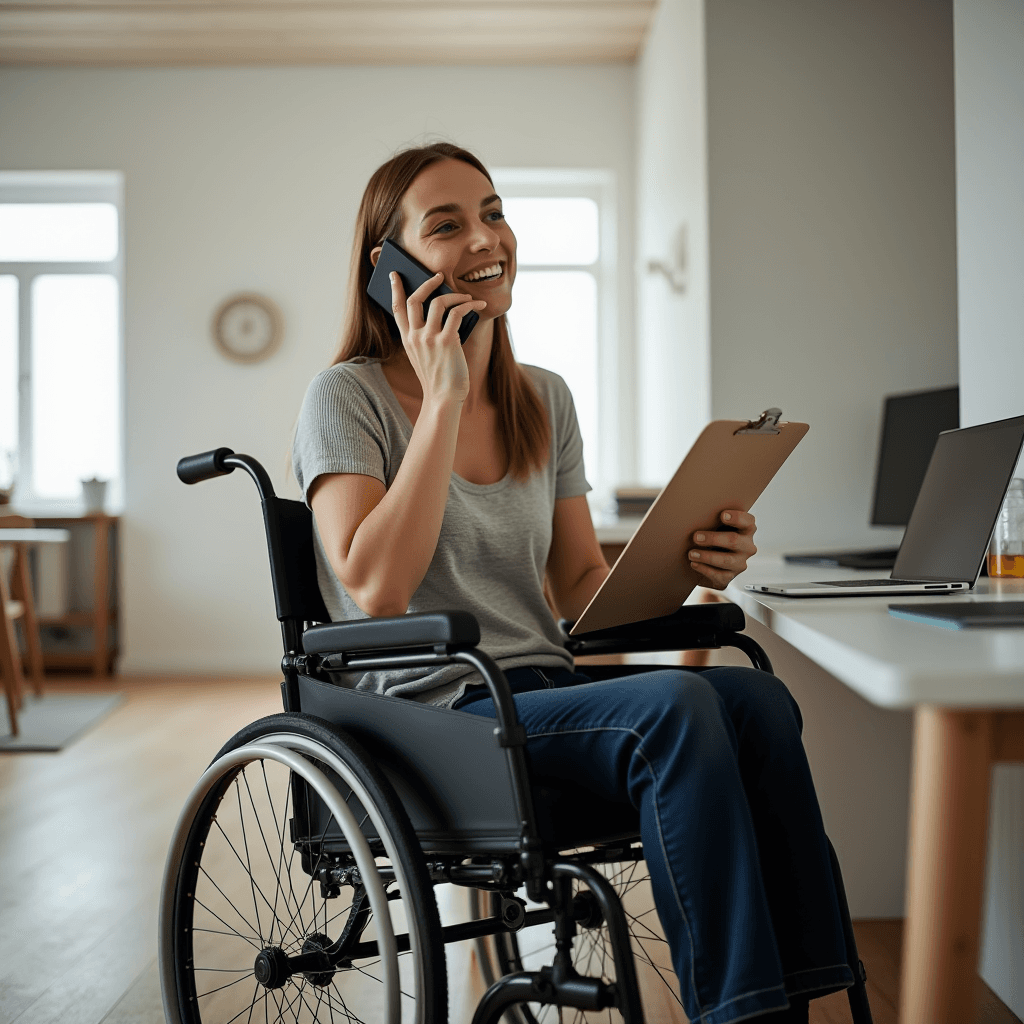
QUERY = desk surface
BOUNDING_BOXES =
[0,528,71,544]
[728,556,1024,710]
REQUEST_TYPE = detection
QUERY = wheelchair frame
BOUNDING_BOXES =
[160,447,874,1024]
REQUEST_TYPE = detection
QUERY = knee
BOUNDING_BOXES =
[703,666,804,736]
[636,671,732,741]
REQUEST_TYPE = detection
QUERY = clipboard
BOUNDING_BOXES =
[571,409,809,635]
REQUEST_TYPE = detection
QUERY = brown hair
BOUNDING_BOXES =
[334,142,550,481]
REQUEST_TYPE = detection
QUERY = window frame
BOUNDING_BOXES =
[491,168,623,496]
[0,171,125,511]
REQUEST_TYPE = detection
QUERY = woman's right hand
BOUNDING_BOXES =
[390,271,485,406]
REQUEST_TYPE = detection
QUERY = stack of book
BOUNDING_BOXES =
[613,487,660,519]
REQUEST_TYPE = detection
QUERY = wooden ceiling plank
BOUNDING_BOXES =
[0,42,640,64]
[0,0,651,8]
[0,0,654,64]
[0,10,652,33]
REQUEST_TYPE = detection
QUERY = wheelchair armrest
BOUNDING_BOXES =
[302,611,481,656]
[562,602,747,657]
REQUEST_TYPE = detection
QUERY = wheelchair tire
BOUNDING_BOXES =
[160,712,446,1024]
[473,850,682,1024]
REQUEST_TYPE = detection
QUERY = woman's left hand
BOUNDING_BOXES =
[687,510,757,591]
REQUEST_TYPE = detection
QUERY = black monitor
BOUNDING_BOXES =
[871,385,960,526]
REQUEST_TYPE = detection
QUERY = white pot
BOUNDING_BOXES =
[81,478,107,514]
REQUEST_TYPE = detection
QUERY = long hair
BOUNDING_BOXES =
[334,142,550,481]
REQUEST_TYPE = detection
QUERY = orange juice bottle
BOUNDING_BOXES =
[988,479,1024,578]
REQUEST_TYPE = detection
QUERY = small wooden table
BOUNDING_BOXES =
[24,515,119,678]
[0,526,70,734]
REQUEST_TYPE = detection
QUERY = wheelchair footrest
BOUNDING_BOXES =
[472,967,616,1024]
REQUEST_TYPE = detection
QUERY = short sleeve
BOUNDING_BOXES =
[292,367,388,505]
[551,376,592,500]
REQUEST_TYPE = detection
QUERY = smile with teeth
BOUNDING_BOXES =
[460,263,503,282]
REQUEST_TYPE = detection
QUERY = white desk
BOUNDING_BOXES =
[0,528,71,545]
[729,557,1024,1024]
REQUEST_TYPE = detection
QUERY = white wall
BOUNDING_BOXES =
[635,0,957,916]
[705,1,958,916]
[0,65,635,673]
[705,0,959,553]
[634,0,710,485]
[953,0,1024,1014]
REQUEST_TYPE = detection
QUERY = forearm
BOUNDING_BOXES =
[339,399,461,615]
[552,563,610,623]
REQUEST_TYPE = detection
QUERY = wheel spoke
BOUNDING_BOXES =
[236,778,264,943]
[275,812,336,952]
[198,863,264,942]
[194,897,263,951]
[345,959,417,1000]
[254,763,308,945]
[239,764,299,947]
[194,926,267,944]
[197,970,258,1000]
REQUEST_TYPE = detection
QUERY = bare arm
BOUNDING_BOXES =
[545,494,610,622]
[311,270,484,617]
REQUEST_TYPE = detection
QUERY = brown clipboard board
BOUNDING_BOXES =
[571,410,809,635]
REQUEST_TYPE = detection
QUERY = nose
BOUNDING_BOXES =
[468,219,501,252]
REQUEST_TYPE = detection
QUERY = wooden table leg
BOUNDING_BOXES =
[0,565,23,734]
[12,543,45,695]
[900,707,994,1024]
[92,518,110,679]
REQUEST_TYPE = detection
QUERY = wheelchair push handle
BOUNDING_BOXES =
[176,448,277,502]
[177,447,235,485]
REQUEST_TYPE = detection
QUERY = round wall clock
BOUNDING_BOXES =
[211,292,283,364]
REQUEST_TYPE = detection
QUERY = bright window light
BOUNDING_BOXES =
[0,203,119,262]
[503,198,599,266]
[508,271,598,483]
[32,274,119,498]
[0,276,16,488]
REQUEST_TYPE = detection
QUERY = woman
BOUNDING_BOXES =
[292,142,853,1024]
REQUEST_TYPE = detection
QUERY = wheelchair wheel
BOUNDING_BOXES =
[161,713,446,1024]
[474,847,681,1024]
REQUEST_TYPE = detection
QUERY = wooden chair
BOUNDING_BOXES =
[1,515,47,736]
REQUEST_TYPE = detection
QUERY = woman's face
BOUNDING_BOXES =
[390,159,517,322]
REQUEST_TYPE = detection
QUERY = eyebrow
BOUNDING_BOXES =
[420,194,501,224]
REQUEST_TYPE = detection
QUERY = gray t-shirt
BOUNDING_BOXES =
[292,357,591,707]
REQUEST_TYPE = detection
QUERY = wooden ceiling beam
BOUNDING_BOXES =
[0,1,654,64]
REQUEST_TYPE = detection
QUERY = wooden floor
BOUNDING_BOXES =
[0,676,1019,1024]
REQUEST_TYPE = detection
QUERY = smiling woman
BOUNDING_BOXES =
[284,142,855,1024]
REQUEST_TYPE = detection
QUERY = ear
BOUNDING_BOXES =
[369,245,383,267]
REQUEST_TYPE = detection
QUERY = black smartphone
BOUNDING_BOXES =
[366,239,479,345]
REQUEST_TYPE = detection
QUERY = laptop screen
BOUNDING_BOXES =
[893,415,1024,583]
[871,386,959,527]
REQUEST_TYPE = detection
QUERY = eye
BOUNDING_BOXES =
[431,221,458,235]
[486,210,506,223]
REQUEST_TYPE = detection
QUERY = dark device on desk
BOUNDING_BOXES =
[889,601,1024,629]
[750,413,1024,596]
[366,240,479,345]
[786,386,960,569]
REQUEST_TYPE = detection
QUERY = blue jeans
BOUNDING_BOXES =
[454,665,854,1024]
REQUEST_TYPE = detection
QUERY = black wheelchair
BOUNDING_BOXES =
[160,448,874,1024]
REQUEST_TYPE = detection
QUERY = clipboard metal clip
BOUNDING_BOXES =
[735,408,783,435]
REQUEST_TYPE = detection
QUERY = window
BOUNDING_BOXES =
[492,170,620,495]
[0,172,123,508]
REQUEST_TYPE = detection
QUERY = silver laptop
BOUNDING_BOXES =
[748,414,1024,597]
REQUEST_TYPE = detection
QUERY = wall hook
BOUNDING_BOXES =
[646,224,688,294]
